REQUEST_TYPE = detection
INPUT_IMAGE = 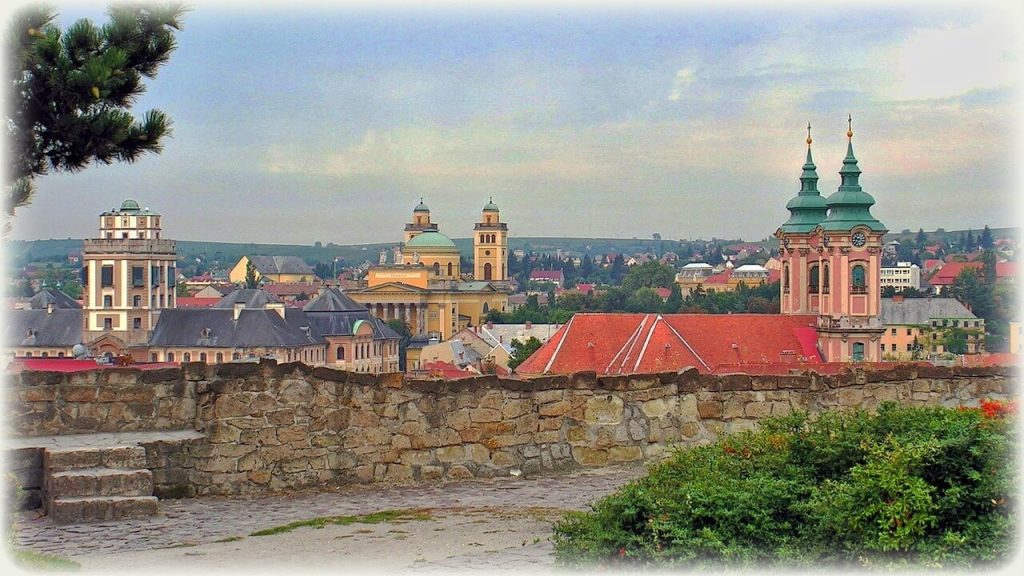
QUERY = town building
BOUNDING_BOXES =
[347,200,510,342]
[675,263,777,296]
[528,270,564,288]
[776,120,886,362]
[81,199,177,354]
[880,262,921,291]
[228,255,316,285]
[879,296,984,359]
[3,289,83,360]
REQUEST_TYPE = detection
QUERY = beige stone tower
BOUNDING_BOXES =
[473,198,508,282]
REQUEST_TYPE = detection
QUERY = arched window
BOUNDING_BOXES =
[479,234,485,243]
[199,352,207,362]
[24,352,32,357]
[783,263,790,293]
[41,352,48,357]
[447,262,453,276]
[851,265,867,293]
[852,342,865,361]
[183,352,191,362]
[484,262,493,280]
[808,265,819,294]
[432,262,440,276]
[134,295,142,307]
[483,302,489,313]
[337,346,345,360]
[216,352,224,363]
[168,352,175,362]
[822,264,830,294]
[232,352,240,360]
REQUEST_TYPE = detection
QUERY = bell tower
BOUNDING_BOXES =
[777,118,887,363]
[404,198,439,244]
[473,198,508,282]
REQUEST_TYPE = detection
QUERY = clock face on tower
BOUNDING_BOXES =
[851,232,867,247]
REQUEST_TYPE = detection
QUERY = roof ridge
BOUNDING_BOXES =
[633,314,663,373]
[662,317,711,371]
[607,314,649,374]
[542,314,576,374]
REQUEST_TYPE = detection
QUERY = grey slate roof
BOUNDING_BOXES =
[303,289,367,312]
[248,255,315,276]
[456,281,494,291]
[149,308,323,348]
[29,288,82,309]
[5,309,83,347]
[880,298,979,326]
[303,290,401,341]
[214,289,282,309]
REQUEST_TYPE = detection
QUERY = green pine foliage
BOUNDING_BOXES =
[5,3,186,216]
[553,403,1016,570]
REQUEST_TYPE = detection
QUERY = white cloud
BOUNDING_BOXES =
[890,14,1019,101]
[667,67,696,101]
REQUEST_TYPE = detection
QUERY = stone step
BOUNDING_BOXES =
[45,446,147,472]
[49,468,153,499]
[49,496,158,525]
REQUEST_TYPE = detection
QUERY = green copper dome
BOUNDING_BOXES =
[780,142,829,234]
[483,198,499,212]
[821,137,886,232]
[413,198,430,213]
[119,199,140,211]
[405,231,458,250]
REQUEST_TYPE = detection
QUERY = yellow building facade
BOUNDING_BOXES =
[347,200,510,342]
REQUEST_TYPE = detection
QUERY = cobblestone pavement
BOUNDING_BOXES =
[11,465,648,573]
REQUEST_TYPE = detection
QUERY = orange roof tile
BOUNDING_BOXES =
[516,313,823,375]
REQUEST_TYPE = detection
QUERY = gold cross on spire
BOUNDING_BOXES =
[806,123,812,147]
[847,114,853,139]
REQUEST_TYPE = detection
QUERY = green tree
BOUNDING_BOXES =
[625,287,663,312]
[508,336,543,371]
[980,226,994,250]
[915,228,927,248]
[386,319,412,372]
[661,283,683,314]
[5,4,187,222]
[622,261,675,292]
[244,260,259,289]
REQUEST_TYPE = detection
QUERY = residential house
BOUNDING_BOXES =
[879,296,984,359]
[228,255,316,284]
[4,289,83,360]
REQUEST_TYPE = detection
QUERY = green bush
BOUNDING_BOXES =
[552,402,1016,569]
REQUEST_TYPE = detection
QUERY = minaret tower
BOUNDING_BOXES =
[473,198,508,282]
[404,198,439,244]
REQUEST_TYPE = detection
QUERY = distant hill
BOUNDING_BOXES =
[6,226,1017,268]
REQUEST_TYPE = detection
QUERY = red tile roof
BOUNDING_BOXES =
[529,270,565,282]
[654,287,672,300]
[925,261,1017,286]
[958,353,1018,367]
[420,360,477,379]
[575,283,596,295]
[7,359,178,373]
[516,313,823,375]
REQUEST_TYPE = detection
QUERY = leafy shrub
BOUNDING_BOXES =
[553,402,1016,569]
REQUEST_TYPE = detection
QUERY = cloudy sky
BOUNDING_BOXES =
[7,0,1022,245]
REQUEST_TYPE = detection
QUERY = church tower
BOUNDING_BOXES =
[403,198,439,244]
[777,118,886,362]
[473,198,508,282]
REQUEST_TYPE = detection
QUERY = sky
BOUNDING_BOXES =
[5,0,1023,246]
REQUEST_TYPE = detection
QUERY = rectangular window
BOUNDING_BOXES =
[151,266,160,286]
[906,343,912,352]
[133,317,142,329]
[81,266,88,286]
[101,265,114,287]
[103,295,112,307]
[132,266,144,287]
[103,318,112,330]
[906,329,912,336]
[168,267,176,287]
[890,328,896,336]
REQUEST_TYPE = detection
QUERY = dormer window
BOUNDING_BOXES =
[26,328,37,338]
[200,327,212,338]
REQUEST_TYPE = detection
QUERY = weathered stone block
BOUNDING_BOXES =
[501,399,533,419]
[436,446,466,463]
[446,465,474,480]
[470,408,502,422]
[744,402,772,418]
[608,446,643,462]
[571,447,609,466]
[420,465,444,481]
[584,396,623,424]
[697,400,722,419]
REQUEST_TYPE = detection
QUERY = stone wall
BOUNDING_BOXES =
[10,368,196,436]
[5,361,1015,498]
